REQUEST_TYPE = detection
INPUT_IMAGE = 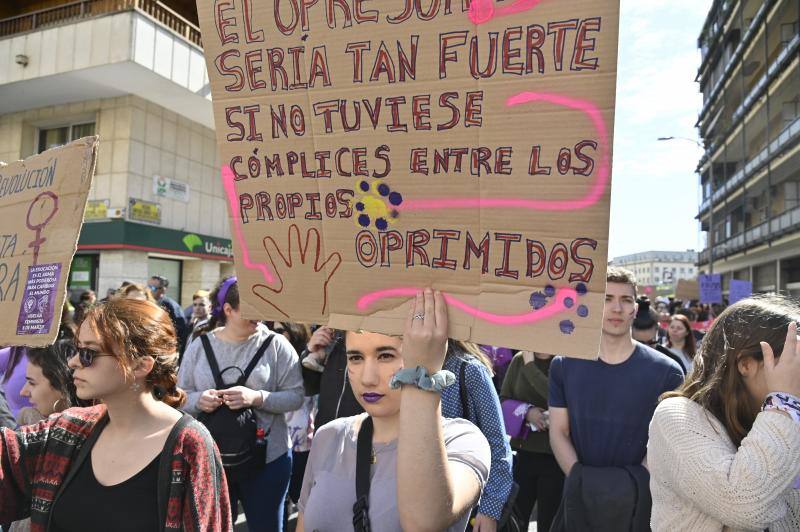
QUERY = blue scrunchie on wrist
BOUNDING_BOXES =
[389,366,455,392]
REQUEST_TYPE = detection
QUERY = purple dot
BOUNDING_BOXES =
[388,192,403,206]
[358,214,370,227]
[375,218,388,230]
[355,202,365,212]
[390,209,399,218]
[359,181,370,192]
[377,184,390,196]
[559,320,575,335]
[545,285,556,297]
[576,282,588,296]
[577,305,589,318]
[564,297,574,308]
[529,291,548,310]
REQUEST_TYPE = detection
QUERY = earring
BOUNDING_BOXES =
[131,381,142,393]
[52,398,65,412]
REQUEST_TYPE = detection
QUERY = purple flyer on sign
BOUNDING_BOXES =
[16,263,62,335]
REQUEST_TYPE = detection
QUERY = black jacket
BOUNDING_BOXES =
[653,344,687,375]
[300,341,363,430]
[159,296,190,353]
[551,463,651,532]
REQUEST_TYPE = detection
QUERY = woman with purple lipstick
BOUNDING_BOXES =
[296,289,491,532]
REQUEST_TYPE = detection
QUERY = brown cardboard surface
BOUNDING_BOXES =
[0,137,98,347]
[198,0,619,358]
[676,279,700,301]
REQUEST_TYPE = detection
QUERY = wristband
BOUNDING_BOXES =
[762,392,800,424]
[389,366,455,393]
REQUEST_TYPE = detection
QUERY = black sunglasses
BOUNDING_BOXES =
[77,346,113,367]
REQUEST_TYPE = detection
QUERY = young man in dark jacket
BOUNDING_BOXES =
[299,326,362,430]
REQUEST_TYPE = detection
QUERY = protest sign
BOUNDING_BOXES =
[676,279,700,301]
[728,279,752,305]
[198,0,620,358]
[0,136,98,347]
[699,273,722,304]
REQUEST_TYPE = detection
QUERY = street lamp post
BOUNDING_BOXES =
[656,136,712,275]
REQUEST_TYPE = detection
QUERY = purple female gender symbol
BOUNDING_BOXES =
[26,191,59,265]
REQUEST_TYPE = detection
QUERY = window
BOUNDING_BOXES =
[680,267,685,273]
[38,122,95,153]
[655,266,660,272]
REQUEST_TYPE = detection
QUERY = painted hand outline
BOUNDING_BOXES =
[251,224,342,319]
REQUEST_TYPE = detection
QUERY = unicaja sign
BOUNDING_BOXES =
[182,234,233,257]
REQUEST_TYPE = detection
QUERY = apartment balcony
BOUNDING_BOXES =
[697,114,800,217]
[0,0,212,128]
[698,205,800,265]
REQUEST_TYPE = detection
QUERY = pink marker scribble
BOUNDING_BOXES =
[469,0,545,24]
[357,287,578,326]
[221,165,274,284]
[398,92,609,213]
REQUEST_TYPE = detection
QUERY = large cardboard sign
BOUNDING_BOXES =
[198,0,620,358]
[0,137,98,346]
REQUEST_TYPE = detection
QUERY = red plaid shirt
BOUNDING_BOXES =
[0,405,232,531]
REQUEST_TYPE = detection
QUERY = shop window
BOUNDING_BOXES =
[68,254,99,305]
[37,122,96,153]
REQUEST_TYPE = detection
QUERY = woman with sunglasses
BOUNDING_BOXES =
[0,298,232,532]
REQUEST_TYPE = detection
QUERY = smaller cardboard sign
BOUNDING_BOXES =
[699,274,723,304]
[676,279,700,301]
[128,198,161,225]
[729,279,753,304]
[0,136,98,346]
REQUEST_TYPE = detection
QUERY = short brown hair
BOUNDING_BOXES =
[606,266,637,298]
[79,298,186,408]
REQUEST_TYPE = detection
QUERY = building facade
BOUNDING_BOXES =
[696,0,800,299]
[611,250,698,288]
[0,0,234,305]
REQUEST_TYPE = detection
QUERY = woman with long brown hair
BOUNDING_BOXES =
[665,313,696,373]
[0,298,232,531]
[648,296,800,531]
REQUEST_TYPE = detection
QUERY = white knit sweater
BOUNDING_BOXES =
[648,396,800,531]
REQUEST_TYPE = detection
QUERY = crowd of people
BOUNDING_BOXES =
[1,267,799,532]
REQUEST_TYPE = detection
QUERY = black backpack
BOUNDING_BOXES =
[197,333,274,481]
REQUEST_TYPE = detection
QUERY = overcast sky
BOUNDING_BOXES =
[608,0,712,259]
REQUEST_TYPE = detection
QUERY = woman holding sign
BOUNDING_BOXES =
[0,298,232,531]
[649,296,800,531]
[296,289,491,531]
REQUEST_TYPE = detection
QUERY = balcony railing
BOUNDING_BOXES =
[697,0,773,125]
[698,205,800,264]
[698,114,800,217]
[0,0,201,47]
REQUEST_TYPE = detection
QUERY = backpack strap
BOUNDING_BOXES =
[353,416,373,532]
[459,360,470,419]
[237,334,275,386]
[200,335,225,390]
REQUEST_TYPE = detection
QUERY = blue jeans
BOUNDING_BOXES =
[228,451,292,532]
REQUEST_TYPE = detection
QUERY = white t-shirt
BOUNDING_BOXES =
[298,414,491,532]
